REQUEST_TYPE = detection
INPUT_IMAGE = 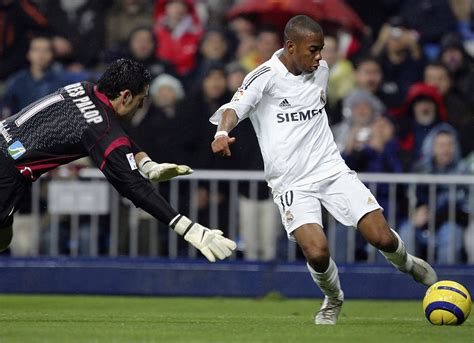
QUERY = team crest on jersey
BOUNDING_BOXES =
[320,90,326,105]
[231,87,245,102]
[285,209,294,225]
[8,140,26,160]
[126,153,138,170]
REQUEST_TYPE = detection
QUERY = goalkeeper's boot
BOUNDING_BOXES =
[315,291,344,325]
[406,254,438,286]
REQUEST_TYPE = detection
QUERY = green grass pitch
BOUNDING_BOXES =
[0,295,472,343]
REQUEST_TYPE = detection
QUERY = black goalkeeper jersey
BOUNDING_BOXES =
[0,81,177,224]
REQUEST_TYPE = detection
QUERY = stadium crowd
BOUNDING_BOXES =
[0,0,473,263]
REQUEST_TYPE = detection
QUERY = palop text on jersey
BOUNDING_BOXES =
[64,83,103,124]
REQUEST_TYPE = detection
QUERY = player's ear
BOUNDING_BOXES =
[286,40,295,54]
[120,90,133,105]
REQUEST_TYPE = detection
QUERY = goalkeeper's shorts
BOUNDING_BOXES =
[273,170,382,241]
[0,153,30,228]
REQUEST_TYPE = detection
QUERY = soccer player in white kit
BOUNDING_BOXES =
[210,15,437,324]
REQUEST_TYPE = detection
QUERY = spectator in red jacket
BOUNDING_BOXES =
[153,0,203,77]
[395,82,448,170]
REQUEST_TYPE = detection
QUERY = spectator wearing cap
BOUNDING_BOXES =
[129,73,188,164]
[332,89,386,152]
[394,82,448,170]
[371,16,426,109]
[398,123,470,264]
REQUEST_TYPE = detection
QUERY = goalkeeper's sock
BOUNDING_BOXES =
[307,258,343,301]
[379,228,413,272]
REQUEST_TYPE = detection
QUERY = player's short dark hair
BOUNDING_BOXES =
[284,15,323,43]
[97,59,152,100]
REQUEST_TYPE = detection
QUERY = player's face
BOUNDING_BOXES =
[292,31,324,74]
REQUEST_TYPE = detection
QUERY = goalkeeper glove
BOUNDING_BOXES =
[170,215,237,262]
[138,157,193,182]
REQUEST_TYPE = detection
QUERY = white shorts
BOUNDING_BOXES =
[273,170,382,241]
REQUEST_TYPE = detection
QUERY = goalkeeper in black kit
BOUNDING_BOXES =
[0,59,236,261]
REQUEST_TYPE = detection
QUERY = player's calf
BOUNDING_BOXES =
[0,225,13,252]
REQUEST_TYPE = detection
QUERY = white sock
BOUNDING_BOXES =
[379,228,413,272]
[307,258,343,300]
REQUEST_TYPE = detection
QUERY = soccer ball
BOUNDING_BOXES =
[423,280,472,325]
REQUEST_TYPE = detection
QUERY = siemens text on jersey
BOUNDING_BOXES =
[276,108,323,123]
[64,83,103,124]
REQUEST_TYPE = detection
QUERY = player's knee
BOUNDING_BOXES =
[301,244,330,271]
[371,229,397,251]
[0,225,13,252]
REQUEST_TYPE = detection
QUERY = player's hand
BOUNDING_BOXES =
[211,135,236,157]
[139,158,193,182]
[170,215,237,262]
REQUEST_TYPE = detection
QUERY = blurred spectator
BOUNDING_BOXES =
[0,36,72,118]
[371,16,425,108]
[399,0,457,60]
[424,61,474,157]
[225,62,247,93]
[332,89,386,153]
[105,0,153,60]
[153,0,203,77]
[353,56,399,111]
[41,0,110,69]
[240,27,280,71]
[128,73,188,164]
[395,83,447,171]
[398,123,470,264]
[448,0,474,56]
[438,33,474,108]
[0,0,49,80]
[183,64,230,169]
[228,14,257,41]
[127,26,176,78]
[192,28,232,91]
[321,32,355,124]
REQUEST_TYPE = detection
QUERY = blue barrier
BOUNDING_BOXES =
[0,257,473,299]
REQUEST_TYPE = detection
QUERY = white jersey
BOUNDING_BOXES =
[210,49,349,194]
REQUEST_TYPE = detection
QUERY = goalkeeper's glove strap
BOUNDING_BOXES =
[169,214,194,236]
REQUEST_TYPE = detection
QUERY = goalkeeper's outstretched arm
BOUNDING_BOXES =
[94,146,236,262]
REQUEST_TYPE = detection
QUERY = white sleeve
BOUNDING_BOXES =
[209,66,272,125]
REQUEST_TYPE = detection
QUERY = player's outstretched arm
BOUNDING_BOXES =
[211,109,238,157]
[170,215,237,262]
[136,152,193,182]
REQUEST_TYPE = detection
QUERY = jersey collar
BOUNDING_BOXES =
[94,86,114,110]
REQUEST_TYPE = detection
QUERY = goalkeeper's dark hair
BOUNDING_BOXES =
[284,15,323,44]
[97,59,152,100]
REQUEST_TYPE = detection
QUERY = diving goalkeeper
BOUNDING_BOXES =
[0,58,236,261]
